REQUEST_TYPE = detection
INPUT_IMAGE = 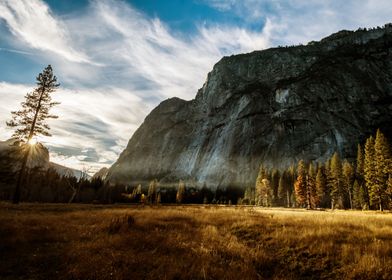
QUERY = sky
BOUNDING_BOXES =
[0,0,391,174]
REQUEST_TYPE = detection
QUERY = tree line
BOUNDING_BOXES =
[244,129,392,210]
[1,129,390,208]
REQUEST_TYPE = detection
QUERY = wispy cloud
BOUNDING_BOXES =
[0,0,92,64]
[0,0,271,173]
[2,0,391,174]
[0,82,151,172]
[203,0,392,45]
[0,47,35,56]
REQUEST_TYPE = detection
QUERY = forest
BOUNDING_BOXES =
[1,129,390,212]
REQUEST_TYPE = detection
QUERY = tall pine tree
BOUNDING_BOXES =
[316,165,330,208]
[356,143,369,208]
[356,144,364,180]
[6,65,60,203]
[386,174,392,209]
[365,135,381,210]
[278,172,291,207]
[373,129,391,210]
[271,169,280,206]
[342,161,354,209]
[308,163,318,209]
[330,152,343,209]
[294,160,307,208]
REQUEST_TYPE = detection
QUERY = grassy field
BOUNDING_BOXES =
[1,203,392,279]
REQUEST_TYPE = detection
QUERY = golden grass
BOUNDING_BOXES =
[1,203,392,279]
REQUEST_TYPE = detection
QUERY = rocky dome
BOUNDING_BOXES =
[107,25,392,189]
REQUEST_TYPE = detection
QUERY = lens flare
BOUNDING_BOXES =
[28,138,37,146]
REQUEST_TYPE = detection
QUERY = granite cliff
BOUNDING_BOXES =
[108,25,392,189]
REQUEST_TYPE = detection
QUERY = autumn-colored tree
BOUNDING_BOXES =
[6,65,60,204]
[176,180,185,203]
[294,160,307,207]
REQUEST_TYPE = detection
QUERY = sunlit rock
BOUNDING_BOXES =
[108,25,392,189]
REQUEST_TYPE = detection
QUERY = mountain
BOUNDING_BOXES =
[48,162,89,180]
[107,25,392,189]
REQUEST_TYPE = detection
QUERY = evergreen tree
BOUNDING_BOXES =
[278,172,290,207]
[316,165,329,208]
[356,144,365,180]
[308,163,318,208]
[271,169,280,206]
[330,152,343,209]
[243,186,253,205]
[386,174,392,209]
[373,129,391,210]
[294,160,307,207]
[342,160,355,209]
[261,178,272,206]
[287,164,296,206]
[6,65,60,203]
[352,180,368,210]
[365,135,381,210]
[356,143,370,208]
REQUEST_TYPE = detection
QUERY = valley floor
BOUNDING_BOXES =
[1,203,392,279]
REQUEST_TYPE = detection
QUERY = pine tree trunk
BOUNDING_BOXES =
[13,88,46,204]
[349,189,353,209]
[286,190,290,208]
[13,146,31,204]
[306,175,311,209]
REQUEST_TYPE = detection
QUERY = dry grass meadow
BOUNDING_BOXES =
[1,203,392,280]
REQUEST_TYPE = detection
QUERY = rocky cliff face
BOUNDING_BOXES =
[108,25,392,189]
